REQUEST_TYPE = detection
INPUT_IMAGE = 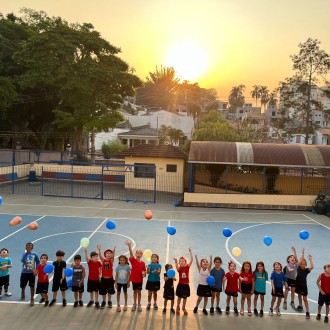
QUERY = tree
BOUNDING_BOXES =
[260,86,269,111]
[228,84,245,111]
[102,139,127,159]
[157,125,184,145]
[250,85,262,107]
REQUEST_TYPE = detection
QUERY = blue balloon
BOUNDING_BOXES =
[44,264,54,274]
[311,209,316,214]
[0,196,2,205]
[133,199,137,203]
[206,276,215,286]
[167,226,177,235]
[65,268,73,277]
[106,220,116,230]
[125,198,130,202]
[263,236,272,246]
[67,279,72,287]
[144,200,148,204]
[167,269,175,278]
[223,228,232,238]
[299,230,309,240]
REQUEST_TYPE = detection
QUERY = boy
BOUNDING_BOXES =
[125,240,146,312]
[84,247,102,308]
[283,246,298,310]
[0,248,12,297]
[49,250,68,307]
[20,242,40,306]
[316,264,330,323]
[34,254,50,306]
[97,244,116,309]
[72,254,85,307]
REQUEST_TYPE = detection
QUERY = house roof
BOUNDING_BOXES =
[119,144,187,159]
[117,127,158,137]
[318,128,330,137]
[189,141,330,168]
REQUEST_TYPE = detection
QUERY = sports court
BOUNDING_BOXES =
[0,194,329,329]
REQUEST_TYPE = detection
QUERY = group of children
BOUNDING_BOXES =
[1,242,330,322]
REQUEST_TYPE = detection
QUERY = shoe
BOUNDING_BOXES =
[306,312,310,319]
[95,301,100,309]
[260,310,264,317]
[269,308,273,316]
[290,301,295,309]
[108,301,112,308]
[4,292,12,297]
[44,300,49,307]
[276,308,281,316]
[146,303,151,310]
[39,298,45,304]
[176,307,180,316]
[203,308,208,315]
[254,308,258,316]
[62,299,67,307]
[21,292,25,300]
[49,299,56,307]
[216,307,222,314]
[325,316,329,323]
[30,299,34,306]
[131,304,136,311]
[193,307,198,313]
[79,300,83,307]
[234,307,239,316]
[117,306,121,312]
[0,293,2,299]
[74,301,78,308]
[225,306,230,314]
[123,305,128,311]
[170,308,175,314]
[210,307,214,315]
[283,301,287,310]
[100,301,106,309]
[296,305,303,311]
[138,304,142,312]
[87,300,94,307]
[248,310,252,316]
[183,309,188,316]
[316,313,321,320]
[163,308,166,314]
[154,303,158,310]
[240,309,244,315]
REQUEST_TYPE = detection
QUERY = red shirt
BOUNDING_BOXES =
[178,265,190,284]
[225,272,240,292]
[102,259,113,278]
[240,271,254,284]
[37,264,49,283]
[129,257,146,283]
[321,273,330,294]
[87,260,102,280]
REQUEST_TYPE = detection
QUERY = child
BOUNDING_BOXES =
[316,263,330,323]
[20,242,40,306]
[210,256,225,315]
[163,264,176,314]
[125,240,146,312]
[223,260,240,316]
[174,247,193,316]
[97,244,116,309]
[283,246,298,310]
[0,248,12,298]
[84,248,102,308]
[34,254,50,306]
[253,261,268,317]
[239,260,254,316]
[295,249,313,318]
[270,261,288,316]
[49,250,68,307]
[71,254,85,307]
[193,255,212,315]
[146,253,162,310]
[115,255,131,312]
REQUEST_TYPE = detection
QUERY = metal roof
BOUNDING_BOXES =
[188,142,330,168]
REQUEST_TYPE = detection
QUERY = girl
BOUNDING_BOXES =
[193,255,212,315]
[210,256,225,315]
[34,253,49,306]
[239,260,254,316]
[0,248,12,298]
[174,247,193,316]
[270,261,288,316]
[146,253,162,310]
[163,264,176,314]
[283,246,298,310]
[223,261,240,316]
[115,255,131,312]
[253,261,268,317]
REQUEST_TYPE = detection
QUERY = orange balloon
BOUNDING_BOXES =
[144,210,152,220]
[27,221,38,230]
[9,216,22,226]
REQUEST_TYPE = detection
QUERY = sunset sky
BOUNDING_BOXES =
[2,0,330,101]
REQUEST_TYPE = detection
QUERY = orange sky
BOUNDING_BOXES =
[2,0,330,101]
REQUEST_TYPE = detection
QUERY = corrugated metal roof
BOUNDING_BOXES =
[188,142,330,168]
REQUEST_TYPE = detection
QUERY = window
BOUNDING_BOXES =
[272,111,276,116]
[134,163,155,178]
[166,164,177,173]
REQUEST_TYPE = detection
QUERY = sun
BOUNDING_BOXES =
[165,41,209,82]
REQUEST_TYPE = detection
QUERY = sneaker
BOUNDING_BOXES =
[79,300,83,307]
[49,299,56,307]
[240,309,244,315]
[306,312,310,319]
[248,310,252,316]
[95,301,100,309]
[74,301,78,308]
[216,307,222,314]
[269,308,273,316]
[225,306,230,314]
[325,316,329,323]
[276,308,281,316]
[123,305,128,311]
[146,303,151,310]
[39,298,45,304]
[108,301,112,308]
[296,305,303,311]
[117,306,121,312]
[4,292,12,297]
[210,307,214,315]
[100,301,106,309]
[21,292,25,300]
[283,301,287,310]
[62,299,67,307]
[138,304,142,312]
[154,303,158,310]
[316,313,321,320]
[30,299,34,306]
[44,300,49,307]
[87,300,94,307]
[203,308,208,315]
[170,308,175,314]
[183,309,188,316]
[290,301,295,309]
[131,304,136,311]
[163,308,166,314]
[176,307,180,316]
[234,307,239,316]
[254,308,258,316]
[260,310,264,317]
[193,307,198,313]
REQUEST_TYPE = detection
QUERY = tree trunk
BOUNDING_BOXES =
[305,72,312,144]
[90,128,95,163]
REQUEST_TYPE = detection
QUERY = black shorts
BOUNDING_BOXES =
[36,282,49,294]
[176,284,190,298]
[197,284,212,297]
[225,291,238,297]
[117,283,128,293]
[87,279,100,292]
[0,275,9,287]
[163,287,175,300]
[99,277,115,295]
[72,285,84,293]
[254,290,266,296]
[146,281,160,292]
[52,278,68,292]
[295,285,308,296]
[241,283,253,294]
[318,293,330,306]
[132,282,143,291]
[20,273,36,288]
[211,287,222,293]
[272,286,284,298]
[287,278,296,288]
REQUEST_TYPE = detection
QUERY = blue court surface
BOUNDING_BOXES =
[0,208,328,315]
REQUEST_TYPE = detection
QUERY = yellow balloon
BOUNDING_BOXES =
[232,247,241,257]
[80,237,90,248]
[143,249,152,260]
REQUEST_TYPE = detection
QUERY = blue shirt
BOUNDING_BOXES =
[210,267,225,290]
[21,252,40,273]
[254,271,268,293]
[0,257,12,277]
[270,271,287,288]
[115,264,131,284]
[147,263,161,282]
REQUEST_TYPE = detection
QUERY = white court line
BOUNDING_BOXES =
[165,220,170,264]
[301,213,330,230]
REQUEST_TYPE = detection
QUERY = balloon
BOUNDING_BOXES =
[0,196,2,205]
[144,200,148,205]
[299,230,309,240]
[27,221,38,230]
[44,264,54,274]
[232,247,241,257]
[143,249,152,260]
[311,209,316,214]
[106,220,116,230]
[263,236,273,246]
[125,198,130,202]
[80,237,90,248]
[167,226,176,235]
[167,269,175,278]
[223,228,232,238]
[206,276,215,286]
[145,210,152,220]
[67,279,72,287]
[64,268,73,277]
[9,216,22,226]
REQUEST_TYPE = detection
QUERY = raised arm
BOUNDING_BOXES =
[208,255,212,271]
[298,248,305,266]
[308,255,314,271]
[125,240,134,258]
[188,248,193,267]
[84,248,90,262]
[291,246,298,263]
[195,255,201,272]
[97,244,104,262]
[173,258,179,271]
[112,246,116,262]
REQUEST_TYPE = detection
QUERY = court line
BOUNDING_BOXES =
[166,220,170,264]
[301,213,330,230]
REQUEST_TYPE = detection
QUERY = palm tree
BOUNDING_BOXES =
[268,91,278,108]
[228,84,245,111]
[260,86,269,111]
[250,85,262,107]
